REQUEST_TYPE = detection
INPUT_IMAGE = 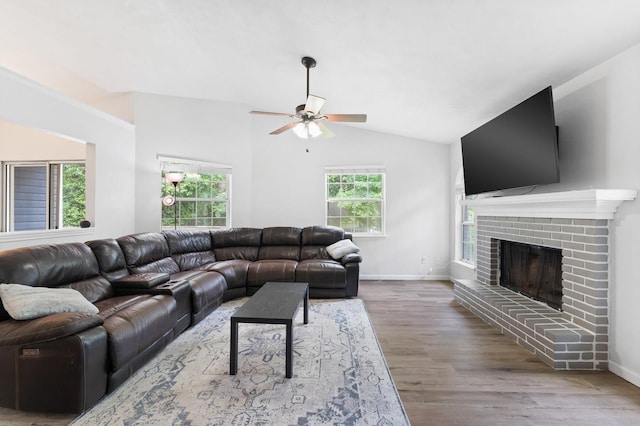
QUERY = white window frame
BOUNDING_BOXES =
[325,166,385,236]
[454,168,475,267]
[2,161,86,232]
[159,156,232,230]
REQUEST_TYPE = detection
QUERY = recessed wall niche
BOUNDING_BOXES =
[0,119,95,233]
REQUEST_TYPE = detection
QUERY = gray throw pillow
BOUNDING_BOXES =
[0,283,98,320]
[326,239,360,260]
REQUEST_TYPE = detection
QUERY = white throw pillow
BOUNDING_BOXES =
[326,239,360,260]
[0,283,98,320]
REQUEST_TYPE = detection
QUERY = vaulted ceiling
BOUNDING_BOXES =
[2,1,640,143]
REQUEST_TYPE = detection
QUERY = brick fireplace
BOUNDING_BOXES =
[453,189,636,370]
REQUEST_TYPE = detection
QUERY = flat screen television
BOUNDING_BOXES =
[461,86,559,196]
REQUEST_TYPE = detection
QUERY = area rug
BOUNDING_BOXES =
[71,298,409,425]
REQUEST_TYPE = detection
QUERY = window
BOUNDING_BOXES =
[159,157,231,229]
[3,161,86,231]
[325,167,385,235]
[455,168,475,265]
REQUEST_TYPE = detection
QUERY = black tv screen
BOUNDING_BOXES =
[461,86,559,195]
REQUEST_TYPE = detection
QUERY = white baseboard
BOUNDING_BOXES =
[608,360,640,388]
[360,274,450,281]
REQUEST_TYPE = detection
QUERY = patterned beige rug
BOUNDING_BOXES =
[67,298,408,425]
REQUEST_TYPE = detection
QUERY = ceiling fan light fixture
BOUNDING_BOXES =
[249,56,366,137]
[293,121,322,139]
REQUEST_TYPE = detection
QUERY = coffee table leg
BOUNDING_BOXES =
[286,320,293,378]
[230,318,238,375]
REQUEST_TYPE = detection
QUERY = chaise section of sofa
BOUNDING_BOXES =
[0,242,178,413]
[297,226,361,298]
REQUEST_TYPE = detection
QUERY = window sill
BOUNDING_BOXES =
[453,259,476,270]
[0,228,95,245]
[351,233,387,239]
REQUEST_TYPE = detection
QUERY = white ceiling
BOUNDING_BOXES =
[2,0,640,143]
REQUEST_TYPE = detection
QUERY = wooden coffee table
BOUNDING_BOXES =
[230,282,309,378]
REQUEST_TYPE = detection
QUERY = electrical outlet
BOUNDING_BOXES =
[421,256,427,264]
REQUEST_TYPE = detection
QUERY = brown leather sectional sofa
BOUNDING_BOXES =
[0,225,361,413]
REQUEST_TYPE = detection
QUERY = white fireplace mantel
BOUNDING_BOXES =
[462,189,637,219]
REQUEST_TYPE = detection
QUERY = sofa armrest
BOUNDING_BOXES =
[341,253,362,265]
[0,312,103,347]
[112,272,170,292]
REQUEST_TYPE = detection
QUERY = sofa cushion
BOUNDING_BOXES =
[86,238,130,282]
[301,225,344,246]
[261,227,302,246]
[164,230,216,271]
[98,295,175,371]
[211,228,261,261]
[197,260,251,290]
[258,245,301,261]
[295,259,347,289]
[171,271,226,313]
[0,311,103,346]
[0,243,113,319]
[257,227,301,260]
[94,294,153,320]
[117,233,181,275]
[300,226,345,260]
[0,283,98,320]
[247,260,298,287]
[0,243,105,287]
[65,276,116,303]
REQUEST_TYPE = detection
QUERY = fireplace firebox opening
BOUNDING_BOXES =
[499,240,563,310]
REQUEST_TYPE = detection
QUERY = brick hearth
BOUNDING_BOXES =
[452,189,637,371]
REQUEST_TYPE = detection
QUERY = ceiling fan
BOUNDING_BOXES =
[250,56,367,138]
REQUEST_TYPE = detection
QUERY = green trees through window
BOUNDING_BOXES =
[162,172,229,228]
[326,172,384,235]
[61,163,86,228]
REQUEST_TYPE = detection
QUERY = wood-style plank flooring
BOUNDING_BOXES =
[2,280,640,425]
[358,280,640,425]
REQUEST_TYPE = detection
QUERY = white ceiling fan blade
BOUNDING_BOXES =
[324,114,367,122]
[250,110,294,117]
[317,121,335,138]
[304,95,326,115]
[269,121,298,135]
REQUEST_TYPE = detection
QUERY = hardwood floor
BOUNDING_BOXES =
[359,280,640,425]
[2,280,639,425]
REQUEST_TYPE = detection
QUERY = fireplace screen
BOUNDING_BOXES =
[499,240,563,310]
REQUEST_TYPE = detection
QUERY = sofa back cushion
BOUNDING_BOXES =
[85,238,130,282]
[117,233,180,275]
[300,226,345,260]
[163,230,216,271]
[258,227,302,261]
[212,228,262,261]
[0,242,113,308]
